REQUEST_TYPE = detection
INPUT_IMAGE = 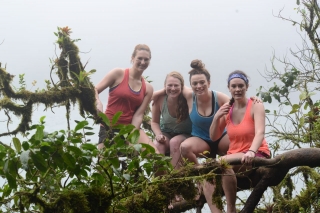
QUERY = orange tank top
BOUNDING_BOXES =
[226,99,270,156]
[105,68,146,125]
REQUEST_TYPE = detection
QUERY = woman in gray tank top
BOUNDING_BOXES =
[151,71,192,170]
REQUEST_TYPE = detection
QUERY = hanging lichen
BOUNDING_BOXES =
[0,27,99,137]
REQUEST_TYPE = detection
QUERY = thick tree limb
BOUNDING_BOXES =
[167,148,320,213]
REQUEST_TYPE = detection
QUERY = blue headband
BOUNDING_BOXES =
[228,73,248,84]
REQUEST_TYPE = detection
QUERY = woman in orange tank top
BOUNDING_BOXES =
[203,70,271,213]
[94,44,158,153]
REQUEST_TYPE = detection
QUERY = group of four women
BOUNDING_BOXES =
[95,44,270,213]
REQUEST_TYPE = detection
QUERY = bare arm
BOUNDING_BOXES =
[249,102,266,152]
[131,82,154,129]
[210,102,229,141]
[182,86,193,111]
[94,68,124,112]
[151,95,165,143]
[151,88,165,104]
[209,92,232,141]
[241,102,266,164]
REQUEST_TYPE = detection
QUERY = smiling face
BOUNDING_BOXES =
[228,78,248,100]
[165,76,182,98]
[131,50,151,72]
[190,74,210,96]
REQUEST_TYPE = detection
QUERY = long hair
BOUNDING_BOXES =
[165,71,189,123]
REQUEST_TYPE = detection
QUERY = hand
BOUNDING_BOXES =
[155,134,166,143]
[241,150,255,165]
[94,109,103,124]
[215,103,231,119]
[250,96,263,104]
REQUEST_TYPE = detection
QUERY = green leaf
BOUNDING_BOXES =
[62,153,76,169]
[112,111,123,125]
[20,150,30,170]
[81,143,97,151]
[267,95,272,103]
[5,173,17,189]
[99,112,110,126]
[40,116,46,124]
[84,126,94,130]
[299,91,307,100]
[289,104,300,114]
[2,184,12,198]
[128,129,140,144]
[110,157,120,169]
[141,143,156,154]
[70,138,82,143]
[143,162,153,176]
[74,120,88,132]
[30,151,47,172]
[119,124,135,136]
[92,173,105,184]
[22,141,29,151]
[0,144,5,153]
[67,146,83,156]
[299,117,305,127]
[12,137,21,152]
[133,144,142,152]
[84,132,95,136]
[52,152,65,169]
[128,159,139,170]
[123,174,130,181]
[35,126,44,141]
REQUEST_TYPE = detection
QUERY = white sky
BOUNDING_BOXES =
[1,0,304,133]
[1,0,302,95]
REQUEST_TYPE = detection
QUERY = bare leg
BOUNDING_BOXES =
[180,137,211,165]
[222,168,237,213]
[154,134,170,155]
[169,134,188,169]
[202,181,222,213]
[138,129,160,154]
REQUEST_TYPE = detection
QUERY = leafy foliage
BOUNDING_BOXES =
[255,0,320,211]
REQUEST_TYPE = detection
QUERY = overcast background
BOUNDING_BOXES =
[1,1,304,212]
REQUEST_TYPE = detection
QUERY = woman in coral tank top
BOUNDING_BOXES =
[94,44,158,153]
[206,70,271,213]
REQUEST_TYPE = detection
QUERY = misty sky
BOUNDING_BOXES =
[1,1,303,135]
[1,0,302,94]
[0,0,304,142]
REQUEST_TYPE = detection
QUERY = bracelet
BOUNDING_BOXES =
[248,150,256,154]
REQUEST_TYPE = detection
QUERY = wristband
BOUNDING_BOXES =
[248,150,256,154]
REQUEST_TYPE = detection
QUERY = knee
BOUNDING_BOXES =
[180,142,192,157]
[169,138,182,152]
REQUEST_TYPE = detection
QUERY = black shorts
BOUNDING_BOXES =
[193,131,227,158]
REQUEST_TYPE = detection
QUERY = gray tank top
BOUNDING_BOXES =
[160,95,192,134]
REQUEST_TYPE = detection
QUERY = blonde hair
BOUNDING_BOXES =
[165,71,189,123]
[131,44,151,59]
